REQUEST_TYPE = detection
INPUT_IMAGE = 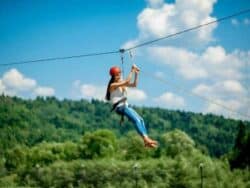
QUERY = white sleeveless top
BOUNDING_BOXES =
[110,87,128,107]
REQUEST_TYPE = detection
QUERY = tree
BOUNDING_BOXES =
[79,130,117,159]
[161,129,196,158]
[229,121,250,169]
[118,132,155,160]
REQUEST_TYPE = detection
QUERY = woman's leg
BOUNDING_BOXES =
[122,106,148,137]
[116,106,158,147]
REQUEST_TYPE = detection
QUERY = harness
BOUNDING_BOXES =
[110,97,127,112]
[110,96,127,125]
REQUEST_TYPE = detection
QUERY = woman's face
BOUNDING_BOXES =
[114,72,121,82]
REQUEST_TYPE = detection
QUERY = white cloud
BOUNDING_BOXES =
[0,69,55,98]
[201,46,226,64]
[2,69,36,91]
[149,46,208,79]
[79,84,106,101]
[205,98,244,119]
[154,92,185,109]
[137,4,176,38]
[33,87,55,97]
[221,80,245,94]
[122,1,249,120]
[192,83,211,95]
[192,80,246,99]
[149,45,245,81]
[206,99,242,113]
[127,88,147,101]
[149,45,249,119]
[124,0,217,48]
[192,81,249,120]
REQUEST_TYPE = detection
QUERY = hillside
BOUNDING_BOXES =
[1,95,250,187]
[1,95,248,157]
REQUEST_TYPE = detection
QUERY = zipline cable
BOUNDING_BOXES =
[1,8,250,67]
[0,50,119,66]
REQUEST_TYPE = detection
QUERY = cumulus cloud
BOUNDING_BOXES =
[149,46,207,79]
[149,45,245,81]
[192,80,249,120]
[189,47,249,120]
[193,80,246,99]
[206,99,242,113]
[154,92,185,109]
[127,88,147,101]
[204,99,250,120]
[33,87,55,97]
[124,0,217,48]
[149,45,249,119]
[0,69,55,97]
[72,81,107,101]
[122,0,249,120]
[79,84,106,101]
[2,69,36,91]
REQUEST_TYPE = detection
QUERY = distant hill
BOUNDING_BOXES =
[1,95,249,157]
[1,95,250,187]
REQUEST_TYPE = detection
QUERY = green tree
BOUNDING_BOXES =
[118,132,155,160]
[161,129,195,158]
[79,129,117,159]
[229,121,250,169]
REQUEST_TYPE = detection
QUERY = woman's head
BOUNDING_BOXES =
[106,66,121,100]
[109,66,121,81]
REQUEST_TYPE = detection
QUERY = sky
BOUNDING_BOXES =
[0,0,250,120]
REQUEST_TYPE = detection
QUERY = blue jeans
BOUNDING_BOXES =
[116,105,148,137]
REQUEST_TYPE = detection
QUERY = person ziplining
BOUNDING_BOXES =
[105,63,158,148]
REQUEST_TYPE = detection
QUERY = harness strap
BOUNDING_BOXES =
[110,97,127,126]
[110,97,127,112]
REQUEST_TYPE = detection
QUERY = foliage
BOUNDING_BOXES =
[79,129,117,159]
[1,95,250,187]
[0,129,249,187]
[1,95,249,157]
[229,121,250,169]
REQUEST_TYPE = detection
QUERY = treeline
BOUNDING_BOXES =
[0,95,250,187]
[1,129,249,187]
[1,95,249,157]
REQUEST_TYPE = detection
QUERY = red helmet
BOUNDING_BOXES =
[109,66,121,76]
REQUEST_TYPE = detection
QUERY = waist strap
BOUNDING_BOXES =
[110,97,127,112]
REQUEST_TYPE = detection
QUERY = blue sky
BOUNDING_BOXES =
[0,0,250,120]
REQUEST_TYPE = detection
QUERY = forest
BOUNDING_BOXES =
[0,95,249,187]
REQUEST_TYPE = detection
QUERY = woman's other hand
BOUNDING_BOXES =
[132,64,140,73]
